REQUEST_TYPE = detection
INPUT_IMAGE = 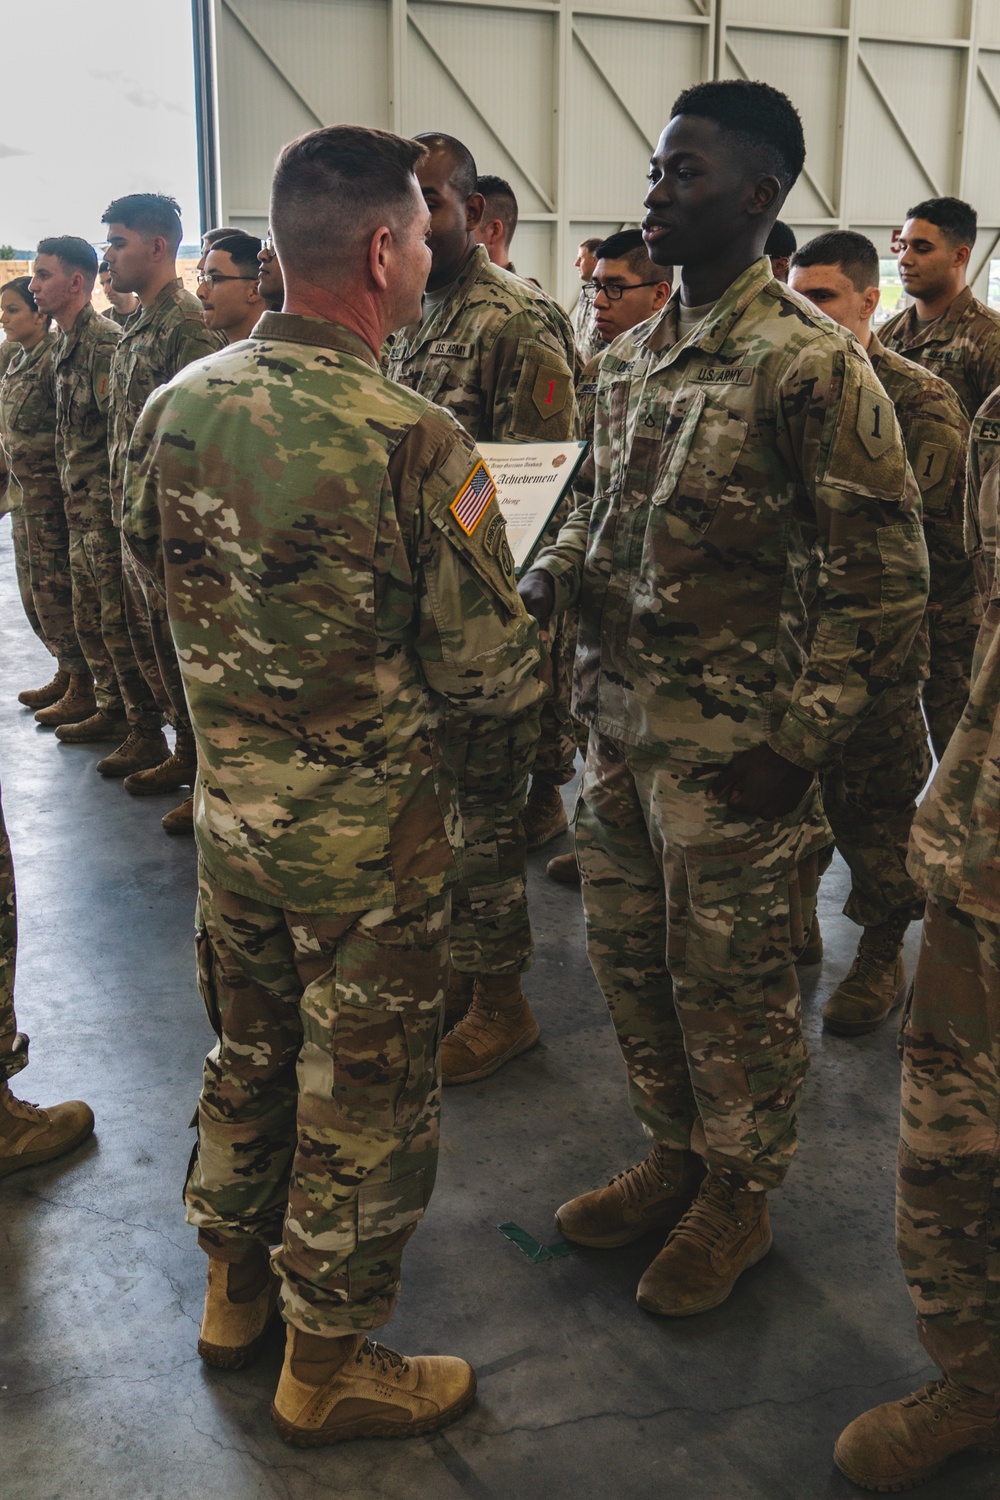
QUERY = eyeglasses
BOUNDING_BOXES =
[197,272,259,287]
[591,279,663,301]
[261,231,275,257]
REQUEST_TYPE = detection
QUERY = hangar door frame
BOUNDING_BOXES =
[194,0,1000,305]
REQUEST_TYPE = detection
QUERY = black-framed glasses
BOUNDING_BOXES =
[261,231,275,256]
[592,279,662,301]
[197,271,259,287]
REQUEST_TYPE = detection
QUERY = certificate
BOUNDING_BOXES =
[478,441,588,574]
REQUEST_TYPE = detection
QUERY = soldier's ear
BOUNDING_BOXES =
[466,193,486,231]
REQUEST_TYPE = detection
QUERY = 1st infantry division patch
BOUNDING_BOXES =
[449,461,497,536]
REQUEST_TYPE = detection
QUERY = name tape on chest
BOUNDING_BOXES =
[974,416,1000,444]
[577,381,599,396]
[923,347,959,365]
[693,365,752,386]
[429,340,473,359]
[449,461,497,536]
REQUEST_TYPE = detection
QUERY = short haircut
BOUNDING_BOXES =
[202,225,239,249]
[477,174,518,245]
[271,125,426,282]
[581,237,603,254]
[670,79,805,199]
[209,233,263,277]
[905,196,977,250]
[98,259,110,274]
[35,235,99,287]
[101,193,183,252]
[595,228,661,280]
[2,274,50,326]
[414,133,478,199]
[765,220,797,259]
[791,230,880,293]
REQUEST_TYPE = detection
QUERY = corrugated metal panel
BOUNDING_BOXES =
[858,0,967,43]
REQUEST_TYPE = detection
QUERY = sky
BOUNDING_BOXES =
[0,0,201,251]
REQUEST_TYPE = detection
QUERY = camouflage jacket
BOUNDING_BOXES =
[122,312,544,915]
[572,284,602,366]
[384,245,577,443]
[52,303,120,533]
[533,257,929,768]
[108,276,223,524]
[909,391,1000,917]
[103,304,136,328]
[0,330,60,517]
[881,286,1000,422]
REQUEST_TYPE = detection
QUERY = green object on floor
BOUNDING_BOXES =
[497,1222,575,1262]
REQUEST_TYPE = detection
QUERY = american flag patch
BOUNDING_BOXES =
[449,461,496,535]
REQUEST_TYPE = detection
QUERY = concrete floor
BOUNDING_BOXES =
[1,519,996,1500]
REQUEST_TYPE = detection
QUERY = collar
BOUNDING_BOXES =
[251,313,380,370]
[59,301,98,359]
[638,257,775,364]
[12,328,56,372]
[896,285,975,345]
[407,244,490,352]
[122,277,184,338]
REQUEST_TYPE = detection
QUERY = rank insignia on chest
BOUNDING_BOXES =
[449,461,497,535]
[429,341,473,358]
[693,365,752,386]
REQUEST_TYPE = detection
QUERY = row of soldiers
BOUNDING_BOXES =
[2,78,1000,1490]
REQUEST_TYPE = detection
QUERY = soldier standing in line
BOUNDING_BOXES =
[384,132,577,1084]
[0,779,94,1174]
[123,124,543,1445]
[101,193,224,835]
[519,80,928,1318]
[833,388,1000,1494]
[789,231,979,1033]
[28,237,164,767]
[196,234,265,345]
[97,260,138,326]
[256,229,284,311]
[0,278,88,709]
[572,237,603,365]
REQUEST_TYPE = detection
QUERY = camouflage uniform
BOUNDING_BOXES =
[0,331,87,674]
[53,304,159,729]
[123,312,543,1332]
[0,784,28,1084]
[572,283,601,366]
[899,390,1000,1393]
[533,259,929,1190]
[385,245,577,976]
[107,278,223,732]
[816,334,976,928]
[103,304,135,329]
[881,286,1000,423]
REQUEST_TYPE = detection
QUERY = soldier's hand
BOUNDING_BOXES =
[518,569,556,635]
[708,744,814,822]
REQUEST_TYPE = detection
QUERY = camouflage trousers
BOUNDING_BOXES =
[446,703,541,977]
[819,692,932,928]
[121,542,191,734]
[922,564,981,760]
[532,609,585,787]
[69,527,160,731]
[184,861,448,1333]
[576,732,830,1192]
[898,897,1000,1393]
[11,502,87,673]
[0,786,28,1084]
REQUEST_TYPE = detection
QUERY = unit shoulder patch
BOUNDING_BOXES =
[856,385,895,461]
[532,365,571,420]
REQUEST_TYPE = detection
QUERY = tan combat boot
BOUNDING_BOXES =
[271,1326,476,1447]
[822,916,909,1036]
[18,669,69,709]
[522,779,568,850]
[33,674,97,727]
[834,1377,1000,1491]
[198,1246,280,1369]
[55,707,129,744]
[0,1082,95,1177]
[96,728,170,778]
[556,1144,705,1248]
[546,851,581,888]
[441,974,540,1085]
[636,1173,772,1316]
[796,913,823,966]
[161,795,194,835]
[444,968,476,1032]
[123,728,197,796]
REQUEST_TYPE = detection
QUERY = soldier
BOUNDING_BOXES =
[102,192,224,834]
[384,131,577,1084]
[196,233,265,343]
[832,388,1000,1492]
[98,260,138,326]
[572,237,603,365]
[474,173,520,272]
[28,236,164,767]
[0,779,94,1175]
[545,229,672,889]
[519,80,928,1318]
[256,229,284,311]
[881,196,1000,422]
[788,230,979,1032]
[0,277,89,709]
[764,219,796,282]
[196,225,241,273]
[122,123,542,1445]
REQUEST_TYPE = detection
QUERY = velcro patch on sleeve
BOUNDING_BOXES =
[856,386,895,460]
[913,438,950,493]
[532,365,571,420]
[448,460,497,536]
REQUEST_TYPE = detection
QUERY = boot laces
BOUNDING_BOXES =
[3,1091,46,1123]
[905,1379,993,1423]
[358,1340,409,1379]
[671,1176,753,1252]
[612,1152,670,1205]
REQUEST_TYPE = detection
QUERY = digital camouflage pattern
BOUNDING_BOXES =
[386,244,577,974]
[576,733,828,1192]
[0,786,27,1084]
[186,864,449,1334]
[535,259,930,769]
[881,285,1000,423]
[0,331,86,673]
